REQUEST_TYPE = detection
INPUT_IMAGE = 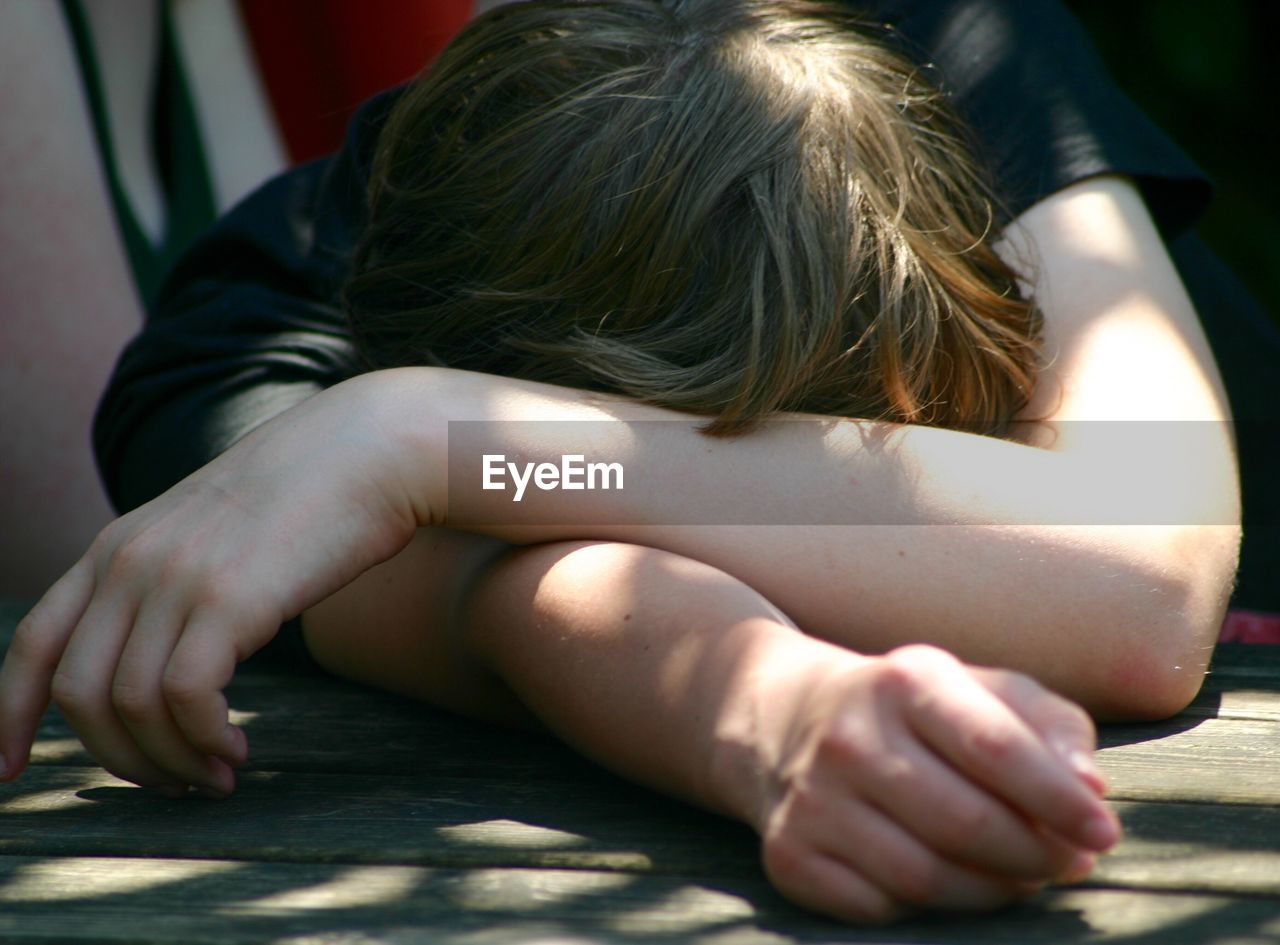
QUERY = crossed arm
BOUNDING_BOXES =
[0,176,1241,922]
[312,174,1239,712]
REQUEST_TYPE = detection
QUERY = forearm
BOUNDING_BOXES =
[359,176,1242,716]
[458,539,1111,923]
[462,540,818,822]
[358,365,1234,715]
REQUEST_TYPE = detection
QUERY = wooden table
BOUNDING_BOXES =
[3,597,1280,944]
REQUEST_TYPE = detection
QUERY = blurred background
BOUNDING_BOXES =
[1069,0,1278,324]
[228,0,1280,325]
[252,0,1277,323]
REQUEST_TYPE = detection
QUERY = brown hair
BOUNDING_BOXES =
[343,0,1041,435]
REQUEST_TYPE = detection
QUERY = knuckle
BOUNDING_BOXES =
[869,658,915,699]
[160,669,205,709]
[873,647,955,701]
[814,719,873,768]
[87,520,127,558]
[102,533,157,581]
[871,753,915,793]
[887,643,956,672]
[50,671,95,718]
[102,527,202,588]
[940,797,994,851]
[188,727,226,758]
[110,679,155,723]
[9,613,52,666]
[962,725,1018,767]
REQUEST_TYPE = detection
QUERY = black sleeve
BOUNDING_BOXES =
[93,92,399,513]
[865,0,1212,236]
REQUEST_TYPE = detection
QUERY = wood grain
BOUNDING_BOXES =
[7,601,1280,944]
[4,855,1280,945]
[6,764,1280,897]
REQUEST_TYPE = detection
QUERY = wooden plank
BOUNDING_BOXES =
[28,676,604,782]
[19,630,1280,790]
[28,676,1280,779]
[28,696,1280,807]
[1191,644,1280,722]
[2,855,1280,945]
[1183,687,1280,723]
[7,603,1280,941]
[0,764,758,875]
[6,765,1280,897]
[1097,716,1280,804]
[1091,801,1280,895]
[14,603,1280,812]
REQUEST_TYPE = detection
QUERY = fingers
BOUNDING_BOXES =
[832,799,1037,912]
[163,612,248,768]
[763,790,1033,923]
[56,601,242,796]
[112,601,240,796]
[762,828,904,925]
[851,716,1082,880]
[52,595,184,794]
[0,559,95,780]
[756,644,1117,924]
[889,646,1119,853]
[976,667,1106,795]
[6,553,245,796]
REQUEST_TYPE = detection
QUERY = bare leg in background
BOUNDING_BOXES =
[0,3,143,597]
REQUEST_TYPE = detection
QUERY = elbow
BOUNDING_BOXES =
[1088,523,1241,722]
[1094,644,1209,723]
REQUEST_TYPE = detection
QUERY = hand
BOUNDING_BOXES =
[756,644,1117,924]
[0,376,422,796]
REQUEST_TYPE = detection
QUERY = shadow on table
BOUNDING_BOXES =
[2,761,1278,945]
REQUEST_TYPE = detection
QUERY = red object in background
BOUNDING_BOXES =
[1220,610,1280,645]
[238,0,474,163]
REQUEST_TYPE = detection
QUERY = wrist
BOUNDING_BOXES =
[707,632,872,830]
[340,367,482,529]
[359,366,677,533]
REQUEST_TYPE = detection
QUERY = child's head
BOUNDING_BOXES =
[344,0,1041,434]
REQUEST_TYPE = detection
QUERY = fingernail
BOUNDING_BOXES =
[1083,812,1120,851]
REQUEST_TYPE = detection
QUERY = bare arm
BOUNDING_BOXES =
[0,2,141,595]
[365,179,1238,717]
[0,178,1236,796]
[465,541,1113,923]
